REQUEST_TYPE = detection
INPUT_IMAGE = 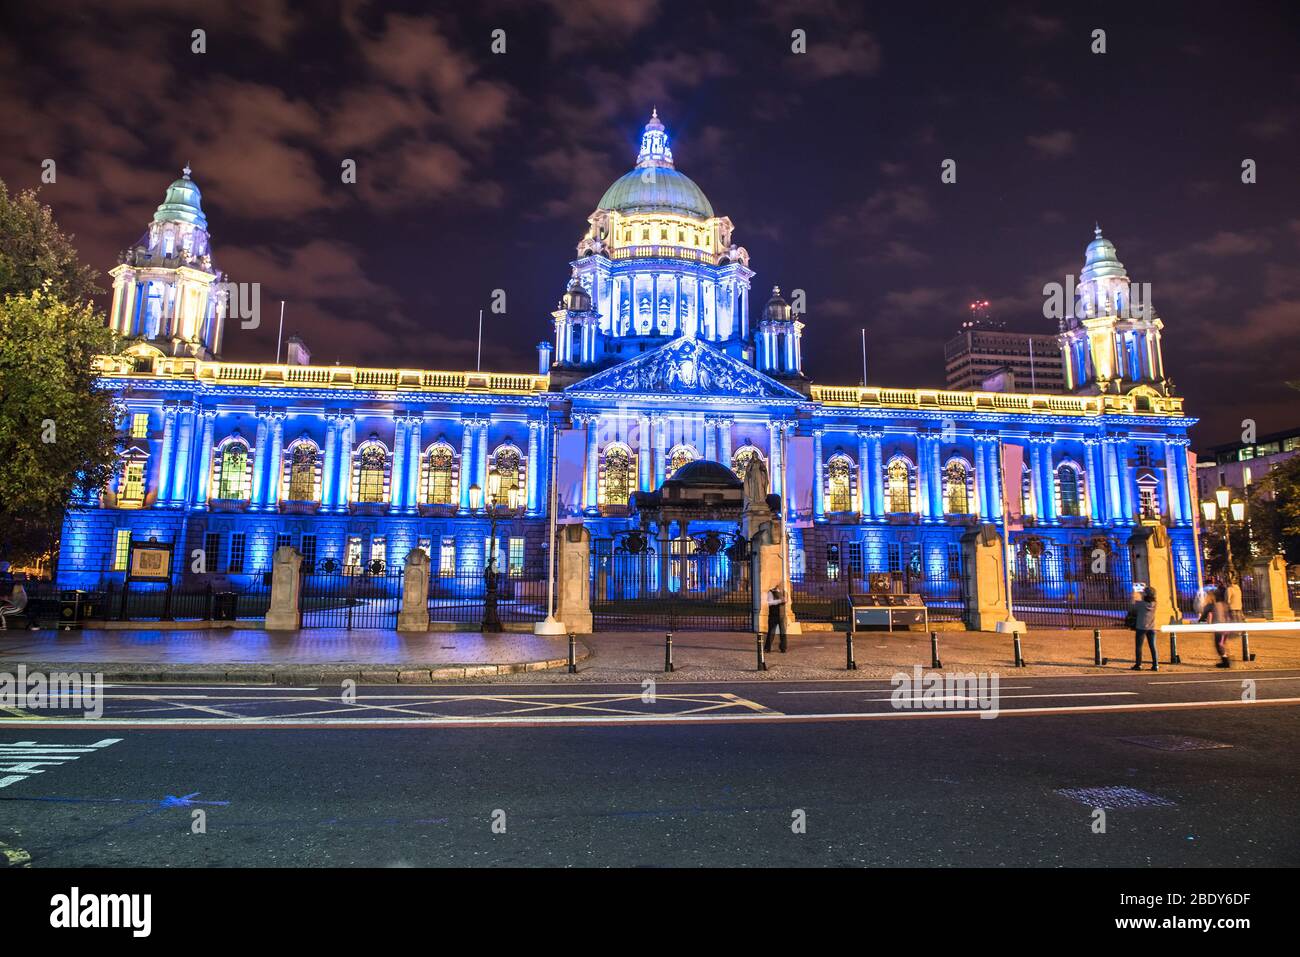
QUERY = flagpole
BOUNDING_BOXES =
[861,328,867,386]
[477,309,483,372]
[276,300,285,364]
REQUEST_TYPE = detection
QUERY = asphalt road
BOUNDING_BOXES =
[1,671,1297,867]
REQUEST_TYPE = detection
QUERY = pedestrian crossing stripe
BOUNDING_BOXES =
[0,738,122,789]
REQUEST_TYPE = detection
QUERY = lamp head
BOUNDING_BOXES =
[1214,485,1231,510]
[1200,500,1217,523]
[1230,500,1245,523]
[469,483,483,510]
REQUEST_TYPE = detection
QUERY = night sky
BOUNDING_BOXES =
[2,0,1297,448]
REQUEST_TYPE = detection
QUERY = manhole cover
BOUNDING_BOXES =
[1055,786,1176,809]
[1120,735,1232,752]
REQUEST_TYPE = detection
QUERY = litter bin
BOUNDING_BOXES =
[213,591,238,621]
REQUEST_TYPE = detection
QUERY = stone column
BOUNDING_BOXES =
[155,405,177,507]
[171,403,196,506]
[973,435,988,520]
[1083,437,1103,522]
[406,416,423,513]
[1037,435,1057,524]
[960,524,1012,631]
[916,432,931,520]
[335,414,355,512]
[249,411,269,511]
[390,416,408,512]
[193,410,217,509]
[718,419,733,466]
[812,428,825,522]
[459,418,475,511]
[1103,435,1122,524]
[1128,524,1179,626]
[768,421,783,500]
[476,419,490,496]
[638,414,652,491]
[397,547,431,632]
[1162,437,1182,525]
[582,414,600,515]
[526,419,541,515]
[1028,437,1045,522]
[1253,555,1296,622]
[263,411,285,511]
[1117,435,1135,524]
[555,524,593,633]
[857,430,872,517]
[653,414,667,488]
[264,545,304,630]
[321,414,339,509]
[704,417,717,461]
[930,431,944,518]
[987,439,1003,520]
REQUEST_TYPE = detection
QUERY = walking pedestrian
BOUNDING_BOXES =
[1199,585,1232,668]
[1128,585,1159,671]
[764,584,787,653]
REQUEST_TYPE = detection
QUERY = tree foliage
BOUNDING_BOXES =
[0,180,116,564]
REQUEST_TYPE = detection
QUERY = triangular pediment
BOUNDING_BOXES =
[565,336,804,400]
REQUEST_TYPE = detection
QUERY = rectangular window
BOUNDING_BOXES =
[345,536,362,572]
[887,543,902,574]
[440,537,456,577]
[508,537,524,578]
[121,462,146,504]
[485,537,504,572]
[300,534,317,571]
[847,542,863,578]
[417,536,432,559]
[947,543,962,581]
[826,543,841,581]
[275,533,292,552]
[228,533,246,573]
[130,413,149,438]
[113,529,131,571]
[203,533,221,574]
[370,536,386,570]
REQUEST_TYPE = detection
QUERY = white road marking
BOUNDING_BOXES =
[105,685,320,692]
[1147,676,1300,685]
[0,738,122,788]
[779,686,1035,695]
[9,697,1300,728]
[875,692,1138,703]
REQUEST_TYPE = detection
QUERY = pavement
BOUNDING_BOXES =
[2,622,1298,683]
[2,672,1297,866]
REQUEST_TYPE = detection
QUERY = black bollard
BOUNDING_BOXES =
[1241,631,1254,662]
[756,633,768,672]
[567,632,577,674]
[1093,628,1105,666]
[665,631,674,673]
[1169,632,1181,665]
[1013,634,1025,668]
[930,631,942,669]
[846,630,857,671]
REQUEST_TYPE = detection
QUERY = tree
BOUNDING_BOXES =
[0,179,101,304]
[1252,455,1300,565]
[0,180,116,566]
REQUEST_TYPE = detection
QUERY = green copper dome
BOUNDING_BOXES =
[152,166,208,229]
[598,168,714,219]
[1081,224,1126,281]
[597,111,715,219]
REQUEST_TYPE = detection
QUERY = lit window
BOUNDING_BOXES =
[426,444,455,504]
[439,537,456,577]
[944,461,969,514]
[356,444,387,503]
[731,446,764,480]
[508,538,524,578]
[120,462,145,504]
[1057,464,1081,517]
[602,446,632,506]
[886,460,911,513]
[287,444,318,500]
[491,446,521,500]
[228,533,246,573]
[113,530,131,571]
[668,445,696,477]
[130,413,149,438]
[216,442,250,500]
[826,455,853,512]
[345,536,362,571]
[370,536,386,572]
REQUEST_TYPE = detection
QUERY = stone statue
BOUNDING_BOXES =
[743,455,770,514]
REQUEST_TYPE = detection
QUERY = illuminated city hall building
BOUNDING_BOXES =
[57,113,1200,609]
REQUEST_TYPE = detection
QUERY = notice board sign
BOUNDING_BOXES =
[127,541,173,581]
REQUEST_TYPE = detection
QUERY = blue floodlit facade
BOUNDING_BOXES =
[58,113,1200,600]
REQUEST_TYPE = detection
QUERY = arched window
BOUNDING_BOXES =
[356,444,388,503]
[426,443,455,505]
[886,459,911,513]
[944,460,970,514]
[1057,463,1082,517]
[215,441,250,500]
[731,445,765,480]
[602,445,633,506]
[286,443,319,501]
[826,454,853,512]
[491,445,522,500]
[668,444,697,477]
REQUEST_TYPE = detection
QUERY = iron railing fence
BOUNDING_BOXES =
[1008,537,1134,628]
[426,565,550,625]
[590,540,752,631]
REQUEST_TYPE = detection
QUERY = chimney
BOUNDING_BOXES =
[285,336,311,366]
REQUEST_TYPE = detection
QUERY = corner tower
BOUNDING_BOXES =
[107,166,228,360]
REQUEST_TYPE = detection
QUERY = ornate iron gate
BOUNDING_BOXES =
[1009,535,1133,628]
[591,530,752,631]
[299,561,403,630]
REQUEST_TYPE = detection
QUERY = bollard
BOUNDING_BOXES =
[1168,632,1181,665]
[756,633,768,672]
[1241,631,1255,662]
[1013,634,1025,668]
[1093,628,1106,666]
[567,632,577,674]
[664,631,674,673]
[846,630,857,671]
[930,631,942,669]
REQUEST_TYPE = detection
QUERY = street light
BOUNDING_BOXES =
[1201,485,1246,582]
[472,476,518,633]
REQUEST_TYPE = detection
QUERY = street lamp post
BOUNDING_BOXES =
[470,477,517,633]
[1200,484,1246,583]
